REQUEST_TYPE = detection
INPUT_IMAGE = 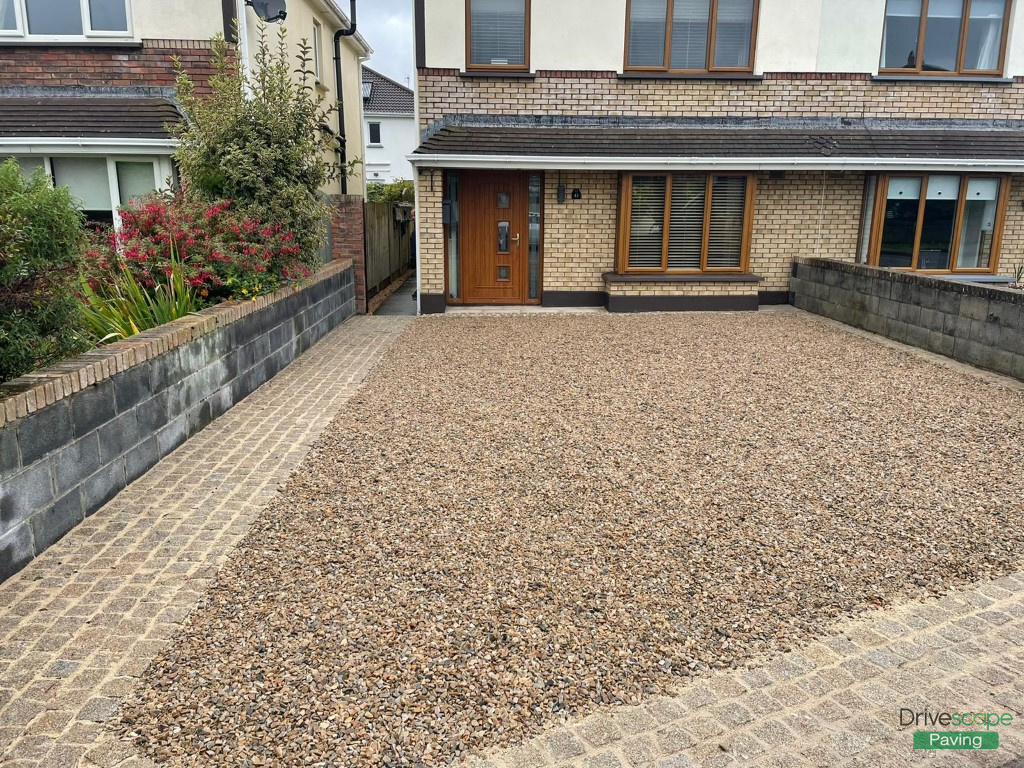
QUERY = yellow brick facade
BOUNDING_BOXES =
[417,70,1024,130]
[542,172,618,293]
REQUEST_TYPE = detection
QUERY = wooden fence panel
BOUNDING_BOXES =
[364,202,412,298]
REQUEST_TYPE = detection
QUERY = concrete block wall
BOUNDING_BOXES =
[0,261,356,582]
[791,258,1024,380]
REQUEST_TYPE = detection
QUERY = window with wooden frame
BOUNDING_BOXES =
[466,0,530,71]
[618,173,755,273]
[880,0,1012,76]
[624,0,758,73]
[864,173,1008,272]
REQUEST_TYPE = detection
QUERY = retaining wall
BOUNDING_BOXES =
[791,258,1024,381]
[0,260,356,582]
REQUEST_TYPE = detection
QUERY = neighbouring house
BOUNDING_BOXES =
[410,0,1024,314]
[362,65,416,183]
[0,0,370,274]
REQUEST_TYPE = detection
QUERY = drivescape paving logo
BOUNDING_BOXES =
[901,708,1012,750]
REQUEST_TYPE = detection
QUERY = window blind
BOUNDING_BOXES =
[668,174,705,269]
[26,0,83,34]
[628,0,668,67]
[628,176,667,269]
[707,176,746,268]
[713,0,755,68]
[470,0,526,66]
[670,0,710,69]
[52,157,111,211]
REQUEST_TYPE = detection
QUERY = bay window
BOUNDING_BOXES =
[0,0,131,39]
[626,0,758,73]
[880,0,1010,75]
[618,173,754,273]
[865,173,1007,272]
[467,0,529,71]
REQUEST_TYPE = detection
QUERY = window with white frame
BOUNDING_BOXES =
[0,0,132,39]
[3,154,168,226]
[312,19,323,82]
[368,122,382,145]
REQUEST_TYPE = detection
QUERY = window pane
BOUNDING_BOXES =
[26,0,83,34]
[628,0,667,67]
[671,0,710,70]
[446,174,460,299]
[469,0,526,67]
[116,162,156,206]
[0,0,16,31]
[956,178,999,269]
[668,174,705,269]
[3,156,44,177]
[528,174,541,299]
[707,176,746,268]
[858,176,878,264]
[917,175,959,269]
[879,177,921,268]
[882,0,922,69]
[923,0,963,72]
[964,0,1005,70]
[88,0,127,31]
[52,157,111,212]
[369,123,381,144]
[628,176,666,269]
[713,0,754,68]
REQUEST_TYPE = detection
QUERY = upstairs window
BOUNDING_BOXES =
[0,0,131,38]
[625,0,758,73]
[467,0,530,71]
[618,173,754,273]
[880,0,1011,75]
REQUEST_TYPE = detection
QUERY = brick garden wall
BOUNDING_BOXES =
[329,194,367,312]
[791,258,1024,380]
[0,261,356,583]
[0,40,218,95]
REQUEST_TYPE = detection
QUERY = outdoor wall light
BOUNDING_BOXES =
[247,0,287,23]
[572,188,582,200]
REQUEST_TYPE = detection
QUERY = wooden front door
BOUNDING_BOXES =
[460,171,531,304]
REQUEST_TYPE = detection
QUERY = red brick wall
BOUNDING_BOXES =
[330,195,366,313]
[0,39,218,95]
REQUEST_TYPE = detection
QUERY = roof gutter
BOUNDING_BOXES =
[0,137,178,154]
[407,154,1024,174]
[333,0,357,194]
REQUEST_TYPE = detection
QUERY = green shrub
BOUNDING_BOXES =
[172,26,345,277]
[0,159,89,383]
[79,240,199,342]
[367,180,414,204]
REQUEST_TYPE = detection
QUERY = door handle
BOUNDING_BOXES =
[511,233,521,247]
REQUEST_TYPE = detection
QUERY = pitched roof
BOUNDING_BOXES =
[361,67,414,116]
[414,117,1024,168]
[0,97,180,139]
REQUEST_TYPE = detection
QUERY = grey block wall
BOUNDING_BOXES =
[0,265,356,582]
[791,258,1024,381]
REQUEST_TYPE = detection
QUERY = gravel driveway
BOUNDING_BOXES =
[119,311,1024,767]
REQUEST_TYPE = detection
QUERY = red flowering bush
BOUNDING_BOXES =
[84,191,308,304]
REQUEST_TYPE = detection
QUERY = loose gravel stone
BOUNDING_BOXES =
[118,313,1024,767]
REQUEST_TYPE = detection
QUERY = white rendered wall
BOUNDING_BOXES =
[364,115,418,183]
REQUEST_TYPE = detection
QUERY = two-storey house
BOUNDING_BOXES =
[410,0,1024,313]
[0,0,370,238]
[362,65,416,183]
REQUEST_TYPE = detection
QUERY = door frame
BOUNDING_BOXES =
[443,169,544,306]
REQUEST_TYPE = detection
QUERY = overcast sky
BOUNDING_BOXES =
[357,1,415,88]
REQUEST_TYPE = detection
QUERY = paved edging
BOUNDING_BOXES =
[0,315,411,768]
[467,572,1024,768]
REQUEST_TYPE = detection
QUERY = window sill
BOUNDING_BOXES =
[0,38,140,47]
[368,143,383,148]
[603,272,764,283]
[460,71,536,80]
[872,74,1014,84]
[617,72,763,81]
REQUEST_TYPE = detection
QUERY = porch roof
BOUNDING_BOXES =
[0,96,180,141]
[410,117,1024,172]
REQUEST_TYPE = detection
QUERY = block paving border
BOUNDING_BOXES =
[467,573,1024,768]
[0,315,411,768]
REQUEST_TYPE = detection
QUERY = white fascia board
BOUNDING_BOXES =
[321,0,373,55]
[407,154,1024,173]
[0,137,178,155]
